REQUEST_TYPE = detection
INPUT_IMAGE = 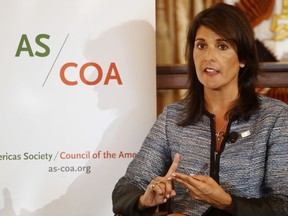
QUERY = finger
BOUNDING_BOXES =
[172,172,190,181]
[154,178,166,193]
[143,183,166,207]
[189,174,210,182]
[163,180,174,198]
[172,173,191,188]
[164,154,180,197]
[155,181,176,199]
[155,181,164,194]
[172,174,202,199]
[174,172,209,186]
[156,178,175,198]
[151,182,169,204]
[165,153,180,177]
[173,173,210,195]
[150,181,164,196]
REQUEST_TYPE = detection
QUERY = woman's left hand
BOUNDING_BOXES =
[171,173,232,211]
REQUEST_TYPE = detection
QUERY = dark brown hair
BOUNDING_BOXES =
[179,3,260,126]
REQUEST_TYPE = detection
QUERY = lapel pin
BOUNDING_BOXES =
[241,130,251,138]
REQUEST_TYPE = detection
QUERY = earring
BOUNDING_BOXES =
[240,63,245,68]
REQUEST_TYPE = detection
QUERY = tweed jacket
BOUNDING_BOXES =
[112,95,288,216]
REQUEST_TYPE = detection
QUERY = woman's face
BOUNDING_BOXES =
[193,26,244,93]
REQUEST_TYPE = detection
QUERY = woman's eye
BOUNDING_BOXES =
[218,44,228,50]
[196,43,206,49]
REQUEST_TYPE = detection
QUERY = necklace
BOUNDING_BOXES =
[215,121,227,141]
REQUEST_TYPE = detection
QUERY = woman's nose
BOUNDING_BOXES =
[204,48,216,63]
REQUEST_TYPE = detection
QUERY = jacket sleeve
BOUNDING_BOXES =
[232,195,288,216]
[232,103,288,216]
[112,177,157,216]
[112,107,172,215]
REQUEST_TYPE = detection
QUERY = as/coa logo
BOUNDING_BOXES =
[15,34,123,87]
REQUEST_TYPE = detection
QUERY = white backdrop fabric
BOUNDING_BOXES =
[0,0,156,215]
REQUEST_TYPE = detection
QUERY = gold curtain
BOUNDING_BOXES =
[156,0,224,115]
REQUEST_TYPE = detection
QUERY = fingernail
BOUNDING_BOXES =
[172,173,176,177]
[164,198,167,203]
[166,194,170,198]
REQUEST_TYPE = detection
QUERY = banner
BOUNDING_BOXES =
[0,0,156,215]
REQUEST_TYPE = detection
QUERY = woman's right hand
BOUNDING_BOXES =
[138,153,180,210]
